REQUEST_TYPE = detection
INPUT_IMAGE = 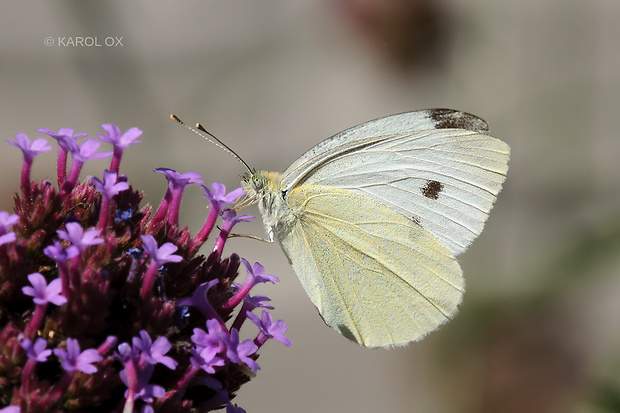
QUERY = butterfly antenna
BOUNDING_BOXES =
[170,114,253,172]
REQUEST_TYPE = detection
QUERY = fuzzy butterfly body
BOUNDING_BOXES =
[241,109,510,348]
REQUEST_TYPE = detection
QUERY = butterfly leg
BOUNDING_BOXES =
[227,232,274,243]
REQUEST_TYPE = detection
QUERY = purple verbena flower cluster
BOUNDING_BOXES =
[0,125,291,413]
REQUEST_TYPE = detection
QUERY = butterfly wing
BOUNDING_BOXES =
[279,185,464,348]
[282,109,489,185]
[281,112,509,256]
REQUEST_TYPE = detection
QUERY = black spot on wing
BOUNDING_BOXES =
[421,180,443,200]
[427,108,489,132]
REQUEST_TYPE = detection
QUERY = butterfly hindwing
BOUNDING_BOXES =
[279,185,464,348]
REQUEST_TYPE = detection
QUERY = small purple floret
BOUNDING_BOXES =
[57,222,103,253]
[63,138,113,163]
[154,168,204,189]
[22,273,67,306]
[132,330,178,370]
[226,329,259,371]
[212,211,254,254]
[202,183,245,212]
[7,133,52,162]
[243,294,274,311]
[54,338,103,374]
[247,310,292,347]
[97,124,143,149]
[37,127,87,142]
[140,235,183,267]
[191,319,227,361]
[21,337,52,362]
[43,241,79,265]
[92,170,130,199]
[221,210,254,229]
[97,124,143,172]
[241,259,280,285]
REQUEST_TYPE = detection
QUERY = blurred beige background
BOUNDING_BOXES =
[1,1,620,412]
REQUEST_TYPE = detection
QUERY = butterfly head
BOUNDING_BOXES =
[241,170,264,202]
[240,170,290,240]
[241,170,283,205]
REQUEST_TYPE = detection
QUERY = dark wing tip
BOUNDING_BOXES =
[426,108,490,133]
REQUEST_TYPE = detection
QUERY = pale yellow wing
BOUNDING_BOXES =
[279,185,464,348]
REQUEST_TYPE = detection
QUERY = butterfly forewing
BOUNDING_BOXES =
[282,127,509,256]
[281,109,489,190]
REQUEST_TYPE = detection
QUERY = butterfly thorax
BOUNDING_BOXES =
[241,170,298,242]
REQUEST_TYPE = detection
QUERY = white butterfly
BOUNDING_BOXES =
[182,109,510,348]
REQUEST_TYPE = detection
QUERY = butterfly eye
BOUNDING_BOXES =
[251,174,263,190]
